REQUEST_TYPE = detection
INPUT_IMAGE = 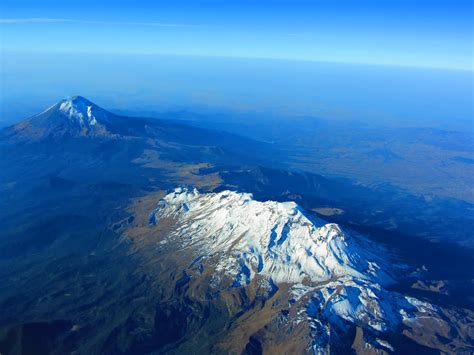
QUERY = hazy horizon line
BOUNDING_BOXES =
[2,49,472,73]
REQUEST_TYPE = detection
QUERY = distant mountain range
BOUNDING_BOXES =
[0,97,472,354]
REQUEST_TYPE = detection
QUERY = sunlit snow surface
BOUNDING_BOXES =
[150,187,440,349]
[58,96,108,129]
[151,188,394,283]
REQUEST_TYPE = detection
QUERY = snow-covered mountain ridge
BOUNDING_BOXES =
[150,187,390,285]
[149,187,442,352]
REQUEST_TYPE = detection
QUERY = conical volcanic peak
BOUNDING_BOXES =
[56,96,110,128]
[7,96,114,140]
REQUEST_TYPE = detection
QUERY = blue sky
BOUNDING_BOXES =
[0,0,472,129]
[1,0,473,70]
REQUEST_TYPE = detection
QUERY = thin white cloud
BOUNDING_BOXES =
[0,18,206,28]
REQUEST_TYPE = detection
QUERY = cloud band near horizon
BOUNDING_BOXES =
[0,18,206,28]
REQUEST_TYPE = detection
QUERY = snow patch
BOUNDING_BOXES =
[58,96,108,129]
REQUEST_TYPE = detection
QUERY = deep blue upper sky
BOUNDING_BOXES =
[1,0,473,70]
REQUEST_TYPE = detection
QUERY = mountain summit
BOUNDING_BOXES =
[8,96,113,139]
[2,96,274,167]
[56,96,110,129]
[150,187,390,285]
[144,188,447,352]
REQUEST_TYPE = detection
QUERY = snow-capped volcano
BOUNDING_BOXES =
[57,96,110,129]
[8,96,113,139]
[150,187,390,285]
[149,188,443,352]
